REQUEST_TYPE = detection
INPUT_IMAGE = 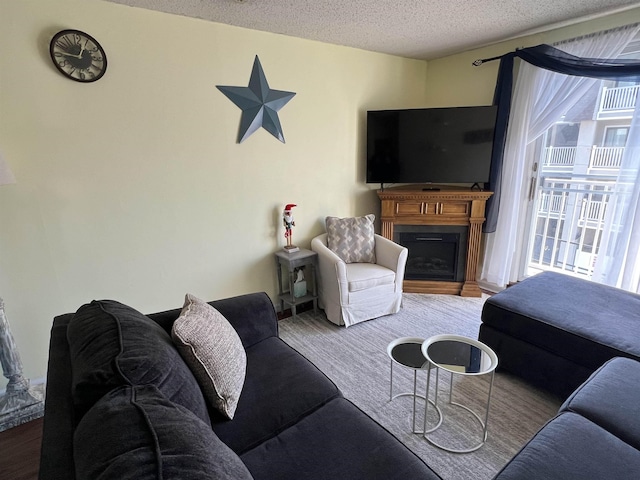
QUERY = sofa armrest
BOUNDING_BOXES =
[312,234,349,305]
[374,234,408,290]
[148,292,278,349]
[39,315,76,480]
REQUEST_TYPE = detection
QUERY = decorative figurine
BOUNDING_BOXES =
[0,297,43,421]
[283,204,299,253]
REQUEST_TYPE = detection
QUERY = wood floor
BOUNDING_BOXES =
[0,418,42,480]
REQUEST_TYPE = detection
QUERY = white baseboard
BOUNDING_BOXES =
[478,280,505,294]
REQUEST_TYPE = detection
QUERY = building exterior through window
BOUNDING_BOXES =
[527,39,640,282]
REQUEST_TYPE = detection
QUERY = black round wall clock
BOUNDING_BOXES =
[49,29,107,83]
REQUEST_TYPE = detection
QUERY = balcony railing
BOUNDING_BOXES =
[538,191,566,216]
[530,178,616,280]
[580,198,607,224]
[599,85,640,114]
[541,145,625,174]
[542,146,576,171]
[589,146,625,172]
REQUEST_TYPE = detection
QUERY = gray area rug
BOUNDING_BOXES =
[278,293,561,480]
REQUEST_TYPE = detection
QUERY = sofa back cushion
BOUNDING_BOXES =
[74,385,254,480]
[67,300,210,424]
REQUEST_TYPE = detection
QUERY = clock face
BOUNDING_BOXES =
[49,30,107,83]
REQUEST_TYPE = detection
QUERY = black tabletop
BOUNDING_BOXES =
[427,339,487,374]
[391,342,429,369]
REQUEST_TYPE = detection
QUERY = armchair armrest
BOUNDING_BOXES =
[374,234,408,288]
[311,234,349,305]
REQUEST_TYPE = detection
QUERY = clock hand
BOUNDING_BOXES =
[78,40,87,58]
[58,51,82,59]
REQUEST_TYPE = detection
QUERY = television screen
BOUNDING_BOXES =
[366,106,498,186]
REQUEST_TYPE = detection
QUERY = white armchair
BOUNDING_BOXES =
[311,233,408,327]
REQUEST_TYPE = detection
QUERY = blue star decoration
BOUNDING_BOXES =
[217,56,296,143]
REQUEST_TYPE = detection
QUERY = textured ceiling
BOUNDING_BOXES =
[104,0,640,60]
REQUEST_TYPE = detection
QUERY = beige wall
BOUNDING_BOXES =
[0,0,428,386]
[2,0,640,387]
[424,7,640,108]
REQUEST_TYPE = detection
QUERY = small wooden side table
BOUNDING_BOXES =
[274,249,318,319]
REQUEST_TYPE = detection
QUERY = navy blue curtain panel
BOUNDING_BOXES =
[481,44,640,233]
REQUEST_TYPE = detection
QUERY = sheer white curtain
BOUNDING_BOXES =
[481,26,640,289]
[593,97,640,291]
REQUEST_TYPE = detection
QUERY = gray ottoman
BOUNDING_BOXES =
[479,271,640,398]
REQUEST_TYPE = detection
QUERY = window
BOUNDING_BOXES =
[481,25,640,294]
[603,126,629,146]
[545,123,579,147]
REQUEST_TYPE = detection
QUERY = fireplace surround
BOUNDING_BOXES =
[378,186,492,296]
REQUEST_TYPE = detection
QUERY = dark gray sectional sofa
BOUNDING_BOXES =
[38,292,441,480]
[481,271,640,479]
[39,277,640,480]
[493,357,640,479]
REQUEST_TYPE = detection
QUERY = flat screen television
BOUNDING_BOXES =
[366,106,498,187]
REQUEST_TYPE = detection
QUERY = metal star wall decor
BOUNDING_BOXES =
[217,56,296,143]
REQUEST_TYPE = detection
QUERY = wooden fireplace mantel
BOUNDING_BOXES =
[378,185,493,297]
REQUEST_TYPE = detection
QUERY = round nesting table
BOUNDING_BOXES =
[387,337,441,434]
[421,334,498,453]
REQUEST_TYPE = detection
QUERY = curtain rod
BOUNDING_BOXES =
[553,22,639,46]
[473,22,640,66]
[472,54,504,66]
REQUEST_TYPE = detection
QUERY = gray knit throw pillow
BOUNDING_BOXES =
[172,294,246,420]
[326,214,376,263]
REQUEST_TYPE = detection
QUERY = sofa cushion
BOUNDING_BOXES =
[241,397,441,480]
[494,412,640,479]
[211,336,342,453]
[67,300,210,423]
[560,357,640,450]
[326,214,376,263]
[74,385,253,480]
[172,294,246,419]
[481,271,640,370]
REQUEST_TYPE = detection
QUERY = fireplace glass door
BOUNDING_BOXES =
[395,226,468,282]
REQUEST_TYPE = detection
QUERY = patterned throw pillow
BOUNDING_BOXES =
[326,214,376,263]
[172,294,247,420]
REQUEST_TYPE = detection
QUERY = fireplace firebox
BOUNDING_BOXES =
[395,226,467,282]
